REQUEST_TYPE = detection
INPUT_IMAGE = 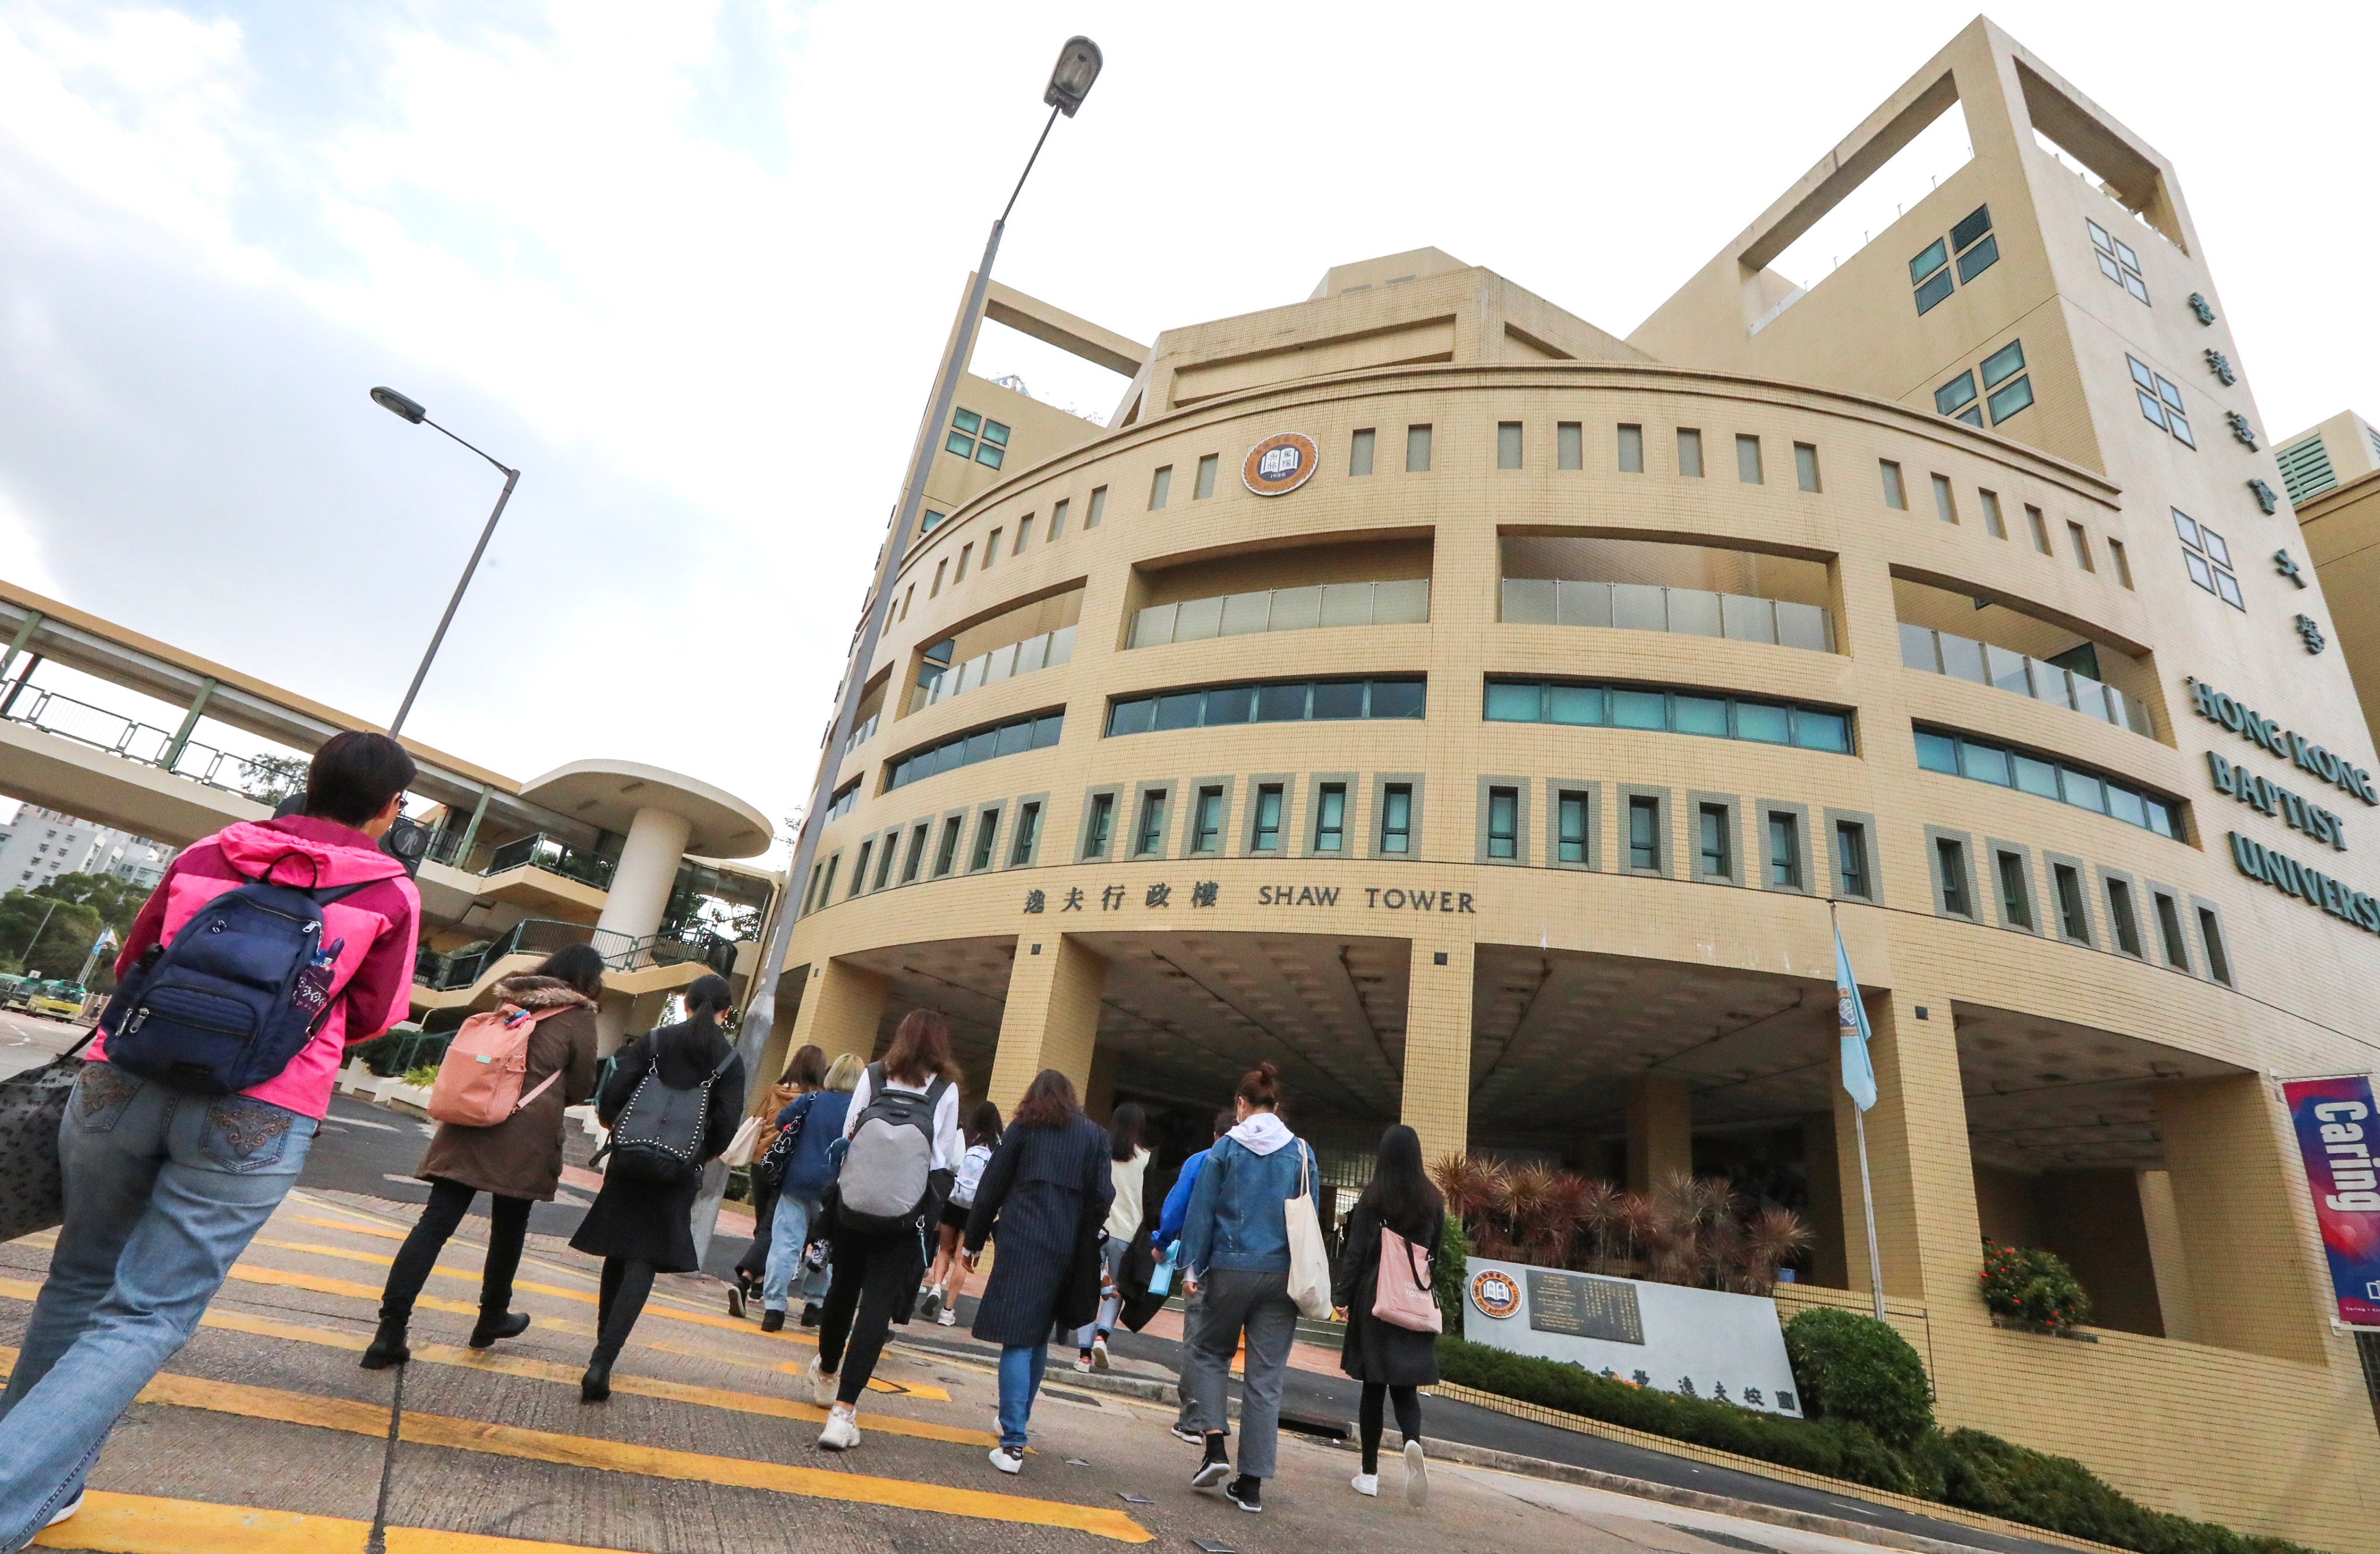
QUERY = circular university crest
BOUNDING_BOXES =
[1469,1268,1522,1320]
[1243,431,1319,496]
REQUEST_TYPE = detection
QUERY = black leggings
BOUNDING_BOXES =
[735,1178,781,1283]
[594,1257,657,1362]
[816,1223,923,1406]
[1359,1382,1422,1474]
[380,1177,531,1325]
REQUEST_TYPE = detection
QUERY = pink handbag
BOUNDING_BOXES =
[1371,1225,1442,1333]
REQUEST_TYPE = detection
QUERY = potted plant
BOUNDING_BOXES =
[1978,1239,2092,1333]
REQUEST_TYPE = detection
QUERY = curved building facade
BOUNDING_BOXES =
[769,22,2380,1549]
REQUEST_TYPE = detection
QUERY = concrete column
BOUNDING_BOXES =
[593,988,672,1059]
[1802,1108,1849,1290]
[1083,1045,1121,1122]
[2135,1168,2200,1344]
[986,935,1105,1116]
[783,958,888,1071]
[2155,1075,2329,1363]
[1626,1074,1693,1193]
[596,805,694,944]
[1398,938,1472,1166]
[1838,990,1980,1304]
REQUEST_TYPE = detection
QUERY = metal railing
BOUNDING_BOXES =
[911,624,1075,714]
[1898,624,2154,738]
[1501,579,1834,652]
[482,831,615,889]
[1,687,298,800]
[413,917,742,992]
[1132,580,1429,649]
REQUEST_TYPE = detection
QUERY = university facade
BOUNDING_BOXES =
[764,20,2380,1548]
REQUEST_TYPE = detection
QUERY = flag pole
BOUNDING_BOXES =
[1833,900,1888,1323]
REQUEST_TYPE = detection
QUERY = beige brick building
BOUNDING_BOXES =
[767,20,2380,1547]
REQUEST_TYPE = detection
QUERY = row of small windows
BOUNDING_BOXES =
[1913,724,2184,839]
[1880,462,2128,583]
[1482,678,1852,754]
[1910,204,1999,315]
[886,711,1065,791]
[807,794,1055,913]
[906,487,1107,617]
[1105,676,1427,736]
[1927,833,2231,987]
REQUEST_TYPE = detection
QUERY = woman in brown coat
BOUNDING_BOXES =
[360,944,603,1368]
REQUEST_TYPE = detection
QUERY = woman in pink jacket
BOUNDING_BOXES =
[0,733,421,1552]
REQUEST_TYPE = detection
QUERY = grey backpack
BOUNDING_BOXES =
[834,1062,951,1233]
[595,1035,735,1187]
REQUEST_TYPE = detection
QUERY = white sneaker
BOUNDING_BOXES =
[806,1356,838,1406]
[1091,1334,1111,1370]
[1073,1353,1094,1374]
[46,1491,85,1528]
[989,1445,1023,1474]
[1403,1439,1429,1507]
[917,1285,940,1320]
[817,1408,861,1451]
[936,1305,957,1327]
[1351,1472,1379,1498]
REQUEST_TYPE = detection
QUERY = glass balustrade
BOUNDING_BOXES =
[1130,580,1430,649]
[481,832,617,889]
[913,625,1075,712]
[1898,623,2153,737]
[414,917,742,990]
[1500,578,1834,652]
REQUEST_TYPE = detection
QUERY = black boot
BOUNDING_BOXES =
[360,1319,410,1370]
[470,1311,531,1349]
[761,1309,785,1333]
[799,1302,821,1328]
[581,1350,615,1402]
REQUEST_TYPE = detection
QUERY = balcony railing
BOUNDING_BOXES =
[0,687,296,799]
[1501,579,1835,652]
[413,918,742,991]
[482,832,616,889]
[1130,580,1429,649]
[912,625,1075,713]
[1898,624,2154,738]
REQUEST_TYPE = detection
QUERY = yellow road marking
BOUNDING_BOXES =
[284,1214,721,1321]
[0,1351,1147,1544]
[37,1488,660,1554]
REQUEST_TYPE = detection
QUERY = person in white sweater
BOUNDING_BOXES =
[919,1099,1004,1327]
[1075,1102,1149,1372]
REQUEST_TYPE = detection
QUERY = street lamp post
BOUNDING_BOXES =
[689,37,1104,1265]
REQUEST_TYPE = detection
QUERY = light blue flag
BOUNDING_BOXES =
[1834,921,1877,1112]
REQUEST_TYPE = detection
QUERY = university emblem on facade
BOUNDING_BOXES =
[1469,1268,1522,1320]
[1243,431,1319,496]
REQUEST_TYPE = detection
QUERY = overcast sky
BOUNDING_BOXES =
[2,1,2372,858]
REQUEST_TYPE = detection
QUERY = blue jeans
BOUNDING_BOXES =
[1072,1233,1128,1349]
[762,1193,824,1312]
[0,1062,316,1550]
[997,1341,1048,1451]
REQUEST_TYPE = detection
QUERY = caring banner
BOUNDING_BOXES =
[2282,1074,2380,1328]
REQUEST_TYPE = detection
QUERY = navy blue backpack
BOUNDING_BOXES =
[99,855,370,1095]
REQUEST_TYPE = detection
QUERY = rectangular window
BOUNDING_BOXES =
[901,824,929,883]
[2089,219,2150,304]
[2130,355,2195,446]
[1912,235,1953,312]
[2199,908,2232,985]
[1677,428,1703,477]
[1936,370,1982,426]
[1980,340,2032,424]
[1083,793,1114,858]
[1880,460,1906,509]
[1794,442,1820,492]
[1050,498,1068,538]
[873,835,899,889]
[1996,851,2032,928]
[1315,784,1347,852]
[1736,434,1763,484]
[1617,424,1644,473]
[1191,786,1223,852]
[1194,453,1219,499]
[2025,504,2052,554]
[1010,802,1040,866]
[1252,784,1284,852]
[930,559,947,597]
[2054,863,2090,941]
[1558,422,1583,470]
[922,509,948,534]
[2108,538,2134,589]
[1931,474,1957,524]
[1979,490,2007,540]
[955,544,972,582]
[1086,487,1107,528]
[849,841,872,897]
[1350,428,1376,476]
[2155,891,2189,969]
[1915,726,2183,839]
[1497,422,1524,470]
[1014,517,1033,553]
[2174,509,2244,609]
[1484,678,1851,755]
[1835,821,1870,898]
[1149,466,1172,509]
[2107,877,2143,956]
[1406,424,1433,473]
[1937,838,1974,918]
[983,528,1001,567]
[815,854,839,908]
[2067,521,2095,572]
[1699,803,1731,878]
[946,408,1010,467]
[968,810,1000,871]
[1487,787,1518,859]
[900,584,913,621]
[1558,791,1590,863]
[1133,791,1167,856]
[1767,812,1801,888]
[1381,784,1413,853]
[1628,796,1660,870]
[933,817,962,878]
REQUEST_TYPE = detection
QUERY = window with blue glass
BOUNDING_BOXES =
[1913,724,2184,839]
[1935,339,2032,428]
[1909,205,1998,315]
[886,710,1063,790]
[1483,678,1852,754]
[945,408,1010,469]
[1106,677,1426,736]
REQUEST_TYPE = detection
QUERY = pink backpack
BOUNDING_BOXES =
[428,1005,570,1127]
[1372,1225,1443,1333]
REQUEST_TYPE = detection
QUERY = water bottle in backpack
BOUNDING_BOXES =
[833,1062,951,1234]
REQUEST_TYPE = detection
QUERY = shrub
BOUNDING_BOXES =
[402,1063,439,1088]
[1434,1211,1469,1337]
[1979,1240,2092,1331]
[1782,1307,1934,1446]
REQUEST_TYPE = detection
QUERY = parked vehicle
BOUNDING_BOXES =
[25,982,89,1019]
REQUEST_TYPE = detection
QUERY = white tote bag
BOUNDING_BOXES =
[721,1114,765,1170]
[1283,1138,1334,1319]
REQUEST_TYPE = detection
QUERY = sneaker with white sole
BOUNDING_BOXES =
[806,1356,838,1407]
[1351,1472,1379,1498]
[988,1445,1023,1474]
[936,1305,957,1327]
[46,1491,85,1528]
[1403,1439,1429,1507]
[917,1285,940,1321]
[1170,1423,1205,1446]
[1073,1353,1093,1374]
[1090,1334,1110,1370]
[1190,1439,1233,1489]
[1225,1474,1262,1513]
[817,1409,861,1451]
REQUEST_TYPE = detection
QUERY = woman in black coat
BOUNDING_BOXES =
[962,1069,1112,1471]
[570,975,744,1401]
[1332,1123,1445,1508]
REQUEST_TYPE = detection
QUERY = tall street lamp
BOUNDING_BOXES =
[693,37,1104,1258]
[370,385,521,739]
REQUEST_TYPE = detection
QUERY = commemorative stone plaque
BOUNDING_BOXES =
[1525,1269,1645,1344]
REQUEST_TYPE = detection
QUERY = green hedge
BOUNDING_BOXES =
[1781,1307,1932,1446]
[1434,1337,2320,1554]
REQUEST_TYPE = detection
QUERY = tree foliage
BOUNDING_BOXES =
[0,888,107,981]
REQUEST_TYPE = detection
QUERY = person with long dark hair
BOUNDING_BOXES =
[806,1009,962,1450]
[363,943,605,1368]
[732,1043,826,1316]
[962,1070,1111,1474]
[569,974,744,1401]
[1333,1123,1444,1506]
[921,1099,1003,1327]
[1073,1100,1148,1372]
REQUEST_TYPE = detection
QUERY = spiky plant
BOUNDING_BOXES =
[1431,1153,1506,1222]
[1527,1171,1593,1268]
[1733,1206,1813,1295]
[1576,1178,1623,1272]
